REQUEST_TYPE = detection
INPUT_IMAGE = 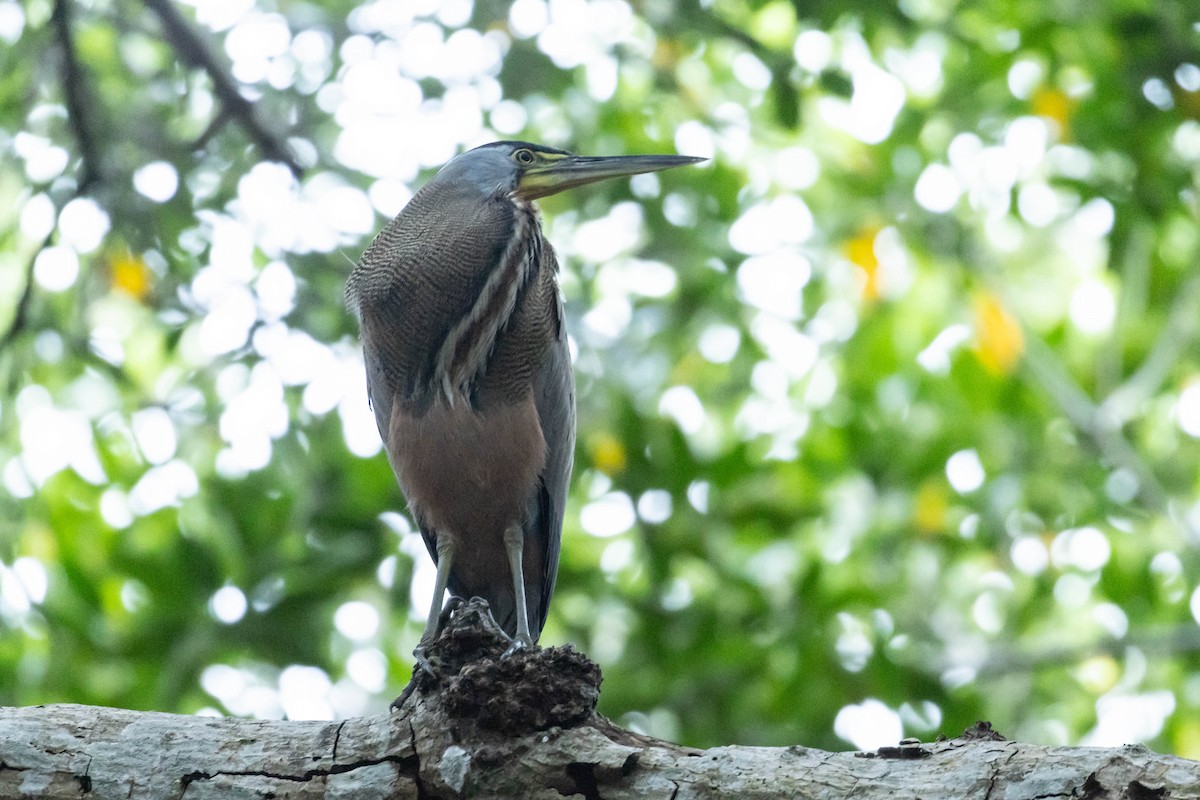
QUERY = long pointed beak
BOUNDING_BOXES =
[516,153,706,200]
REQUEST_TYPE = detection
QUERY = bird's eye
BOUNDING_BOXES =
[513,149,536,165]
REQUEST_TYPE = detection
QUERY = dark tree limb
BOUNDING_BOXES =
[142,0,303,177]
[1,603,1197,799]
[0,232,53,352]
[18,0,104,350]
[51,0,102,192]
[15,0,111,349]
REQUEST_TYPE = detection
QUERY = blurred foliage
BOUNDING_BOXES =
[2,0,1200,756]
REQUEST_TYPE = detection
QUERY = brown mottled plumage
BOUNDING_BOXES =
[347,141,701,679]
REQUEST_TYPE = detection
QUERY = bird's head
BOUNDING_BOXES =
[434,141,704,202]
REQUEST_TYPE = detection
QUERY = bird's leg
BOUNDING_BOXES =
[413,535,456,672]
[393,536,457,710]
[502,523,535,656]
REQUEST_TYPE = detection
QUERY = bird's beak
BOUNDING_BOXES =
[516,153,706,200]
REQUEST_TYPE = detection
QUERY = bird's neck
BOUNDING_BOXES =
[433,199,542,407]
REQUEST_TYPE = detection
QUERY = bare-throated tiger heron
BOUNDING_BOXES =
[347,141,702,678]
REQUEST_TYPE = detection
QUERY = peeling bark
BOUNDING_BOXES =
[1,603,1197,799]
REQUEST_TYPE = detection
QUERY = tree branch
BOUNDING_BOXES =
[0,232,53,351]
[6,0,102,351]
[1020,330,1174,517]
[142,0,303,177]
[1101,270,1200,426]
[1,605,1197,799]
[51,0,102,192]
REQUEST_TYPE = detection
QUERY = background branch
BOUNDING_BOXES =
[0,232,53,353]
[51,0,102,192]
[7,0,104,353]
[1101,270,1200,426]
[142,0,303,177]
[1020,331,1173,518]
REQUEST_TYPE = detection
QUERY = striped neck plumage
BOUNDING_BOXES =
[432,199,541,406]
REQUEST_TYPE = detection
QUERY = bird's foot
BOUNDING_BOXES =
[390,597,468,711]
[390,643,435,711]
[502,632,535,659]
[439,595,467,625]
[412,642,437,679]
[390,678,418,710]
[464,595,491,614]
[414,596,467,677]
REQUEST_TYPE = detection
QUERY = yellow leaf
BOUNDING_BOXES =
[590,432,627,476]
[971,291,1024,376]
[110,251,152,301]
[843,226,881,301]
[1032,87,1073,136]
[913,479,948,534]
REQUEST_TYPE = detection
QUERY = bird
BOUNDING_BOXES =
[346,140,703,674]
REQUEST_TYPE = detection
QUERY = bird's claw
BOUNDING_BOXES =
[393,602,464,712]
[390,643,437,711]
[464,595,491,613]
[439,595,466,624]
[413,643,438,677]
[502,633,535,658]
[390,680,417,710]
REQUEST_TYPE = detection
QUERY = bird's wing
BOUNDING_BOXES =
[359,312,395,445]
[529,284,575,635]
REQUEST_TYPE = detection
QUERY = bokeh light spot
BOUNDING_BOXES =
[209,586,248,624]
[834,699,903,750]
[334,600,381,641]
[133,161,180,202]
[33,246,80,292]
[945,449,985,494]
[580,492,636,538]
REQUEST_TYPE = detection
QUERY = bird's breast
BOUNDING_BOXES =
[388,391,548,540]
